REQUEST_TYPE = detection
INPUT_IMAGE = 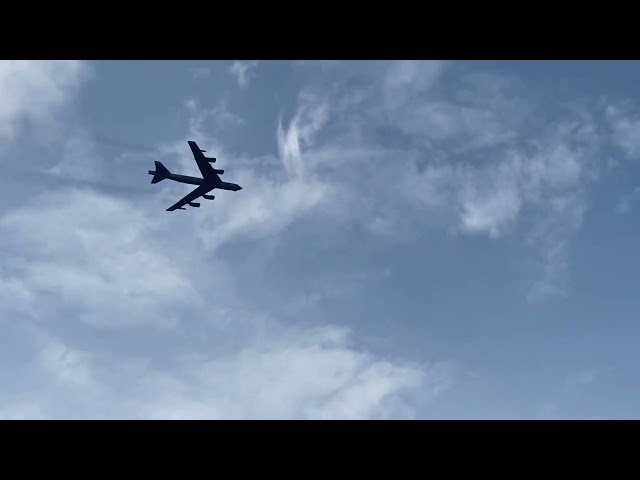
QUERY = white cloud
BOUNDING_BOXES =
[375,65,525,151]
[606,103,640,158]
[36,339,96,390]
[183,97,244,138]
[286,61,602,300]
[138,325,442,420]
[195,170,329,251]
[229,60,258,87]
[459,182,523,238]
[384,60,444,91]
[47,129,105,181]
[391,101,517,149]
[456,141,586,239]
[0,60,463,420]
[382,60,445,110]
[0,189,199,329]
[189,67,210,81]
[525,193,586,301]
[0,205,447,417]
[0,60,87,141]
[0,115,448,418]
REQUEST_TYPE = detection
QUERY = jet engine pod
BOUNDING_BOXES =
[188,202,200,207]
[203,194,215,200]
[213,168,224,175]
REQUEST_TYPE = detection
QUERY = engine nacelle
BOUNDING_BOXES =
[206,157,217,163]
[203,194,215,200]
[213,168,224,175]
[188,202,200,207]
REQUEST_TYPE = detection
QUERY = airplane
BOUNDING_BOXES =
[148,141,242,211]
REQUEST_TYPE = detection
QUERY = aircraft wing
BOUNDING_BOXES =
[187,141,220,181]
[166,184,212,211]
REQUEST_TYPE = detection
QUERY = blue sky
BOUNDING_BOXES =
[0,60,639,419]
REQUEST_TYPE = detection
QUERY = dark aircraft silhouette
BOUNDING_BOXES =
[148,141,242,211]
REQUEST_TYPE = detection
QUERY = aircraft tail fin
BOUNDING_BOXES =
[148,161,171,184]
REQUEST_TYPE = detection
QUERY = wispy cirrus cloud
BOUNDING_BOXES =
[278,61,603,300]
[277,91,330,178]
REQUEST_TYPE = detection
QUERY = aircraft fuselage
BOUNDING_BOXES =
[167,173,242,191]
